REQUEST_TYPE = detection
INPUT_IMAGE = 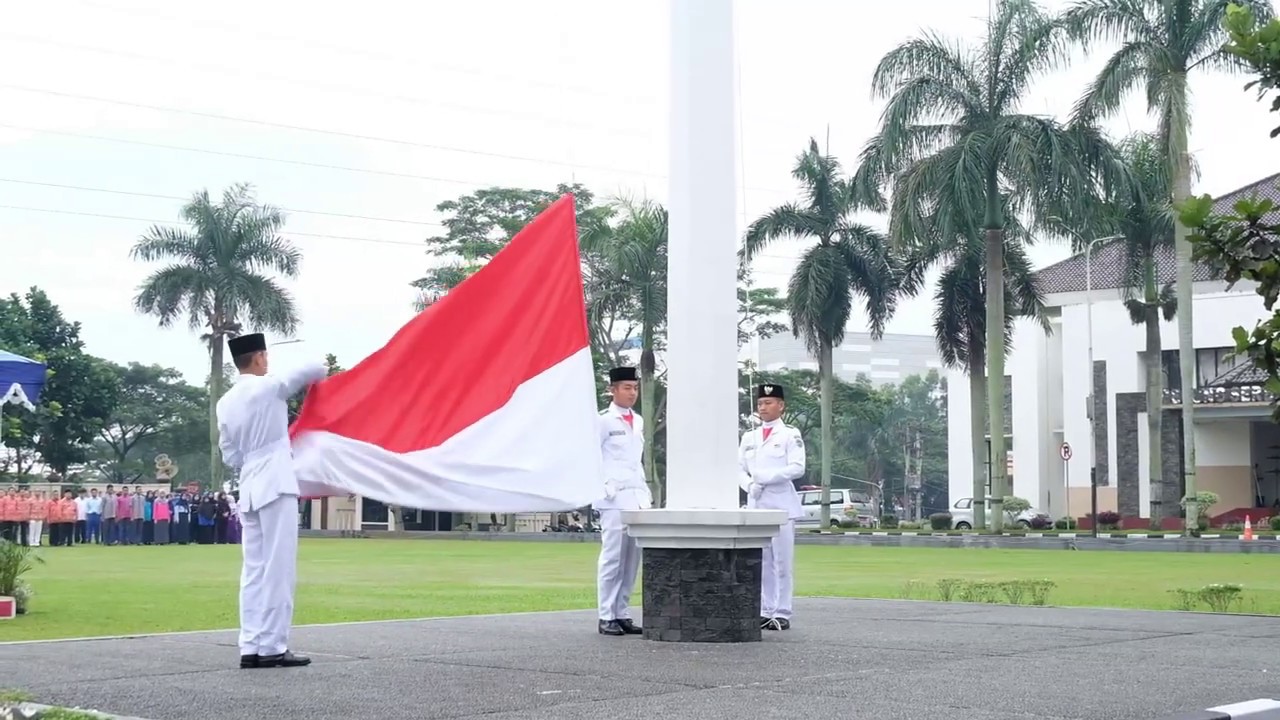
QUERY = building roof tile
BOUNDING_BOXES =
[1033,172,1280,295]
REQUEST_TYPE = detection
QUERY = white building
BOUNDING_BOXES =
[947,174,1280,524]
[757,331,942,386]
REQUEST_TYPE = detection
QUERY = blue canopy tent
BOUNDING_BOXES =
[0,350,46,411]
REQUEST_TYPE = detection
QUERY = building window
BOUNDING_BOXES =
[1197,346,1249,387]
[1161,350,1181,391]
[1163,347,1251,390]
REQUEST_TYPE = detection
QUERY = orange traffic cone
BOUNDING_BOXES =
[1244,515,1254,541]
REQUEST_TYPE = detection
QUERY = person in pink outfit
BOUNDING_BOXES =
[153,492,172,544]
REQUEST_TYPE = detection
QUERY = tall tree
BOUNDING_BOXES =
[1180,4,1280,420]
[93,362,206,483]
[411,183,610,309]
[1109,132,1179,520]
[0,288,120,475]
[866,0,1114,529]
[742,138,909,528]
[928,234,1046,524]
[582,198,668,503]
[1058,0,1275,530]
[130,183,302,488]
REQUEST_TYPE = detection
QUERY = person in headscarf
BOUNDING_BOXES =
[197,493,217,544]
[214,491,231,544]
[142,490,155,545]
[172,491,192,545]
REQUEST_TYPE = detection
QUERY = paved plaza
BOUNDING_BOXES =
[4,598,1278,719]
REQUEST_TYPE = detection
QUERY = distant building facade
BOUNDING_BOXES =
[756,331,942,386]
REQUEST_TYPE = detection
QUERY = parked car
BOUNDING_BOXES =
[948,497,1049,530]
[796,488,876,527]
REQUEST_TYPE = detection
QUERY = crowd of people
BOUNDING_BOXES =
[0,484,243,547]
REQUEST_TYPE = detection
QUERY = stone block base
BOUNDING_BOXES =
[640,547,762,643]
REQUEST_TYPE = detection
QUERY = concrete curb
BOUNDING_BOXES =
[1158,698,1280,719]
[299,529,1280,553]
[9,703,154,720]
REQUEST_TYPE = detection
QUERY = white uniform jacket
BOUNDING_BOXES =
[217,361,328,514]
[738,421,806,520]
[593,404,652,511]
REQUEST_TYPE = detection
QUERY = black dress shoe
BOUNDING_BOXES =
[777,618,791,630]
[617,619,642,635]
[239,654,259,669]
[761,617,782,631]
[256,650,311,668]
[598,620,624,636]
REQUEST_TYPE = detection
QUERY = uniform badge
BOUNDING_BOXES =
[609,430,626,437]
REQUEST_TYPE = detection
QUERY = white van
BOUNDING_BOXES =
[797,488,876,527]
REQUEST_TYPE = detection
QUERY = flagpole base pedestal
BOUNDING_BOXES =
[620,508,788,643]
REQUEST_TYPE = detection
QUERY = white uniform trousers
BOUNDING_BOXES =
[596,508,641,621]
[27,520,42,546]
[239,494,299,656]
[761,519,795,619]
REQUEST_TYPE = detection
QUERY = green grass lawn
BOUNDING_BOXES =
[5,538,1279,642]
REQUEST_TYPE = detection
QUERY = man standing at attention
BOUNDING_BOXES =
[130,484,145,545]
[217,332,326,669]
[100,484,116,545]
[85,488,103,544]
[74,489,88,544]
[738,383,806,631]
[595,366,650,637]
[115,486,133,545]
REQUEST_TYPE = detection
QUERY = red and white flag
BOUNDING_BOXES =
[289,195,605,511]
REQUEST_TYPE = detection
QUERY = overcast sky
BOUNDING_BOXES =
[2,0,1276,382]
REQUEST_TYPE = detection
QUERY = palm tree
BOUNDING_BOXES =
[131,183,301,487]
[866,0,1115,529]
[742,138,910,528]
[1058,0,1274,530]
[931,234,1048,526]
[582,198,668,504]
[1105,131,1179,520]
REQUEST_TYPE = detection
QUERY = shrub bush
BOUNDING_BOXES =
[999,580,1028,604]
[1199,583,1243,613]
[1054,517,1078,530]
[958,580,999,603]
[1169,588,1199,611]
[1027,579,1056,606]
[1181,491,1220,522]
[936,577,963,602]
[1171,584,1245,613]
[897,521,921,530]
[897,579,927,600]
[1097,511,1121,529]
[1002,496,1032,515]
[1271,516,1280,531]
[1029,516,1052,530]
[880,514,899,528]
[838,517,858,529]
[929,512,953,530]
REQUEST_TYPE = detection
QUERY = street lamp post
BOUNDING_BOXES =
[1084,236,1121,538]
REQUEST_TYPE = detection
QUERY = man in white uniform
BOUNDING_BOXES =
[738,383,806,631]
[216,332,327,669]
[595,366,651,636]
